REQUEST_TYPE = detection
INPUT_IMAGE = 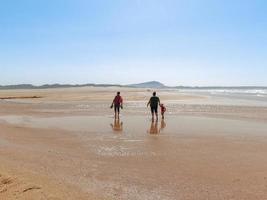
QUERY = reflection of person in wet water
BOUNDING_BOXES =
[149,119,166,134]
[149,121,159,134]
[110,119,123,132]
[160,119,166,132]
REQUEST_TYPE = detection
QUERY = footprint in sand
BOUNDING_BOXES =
[22,186,41,193]
[1,177,13,185]
[0,176,13,194]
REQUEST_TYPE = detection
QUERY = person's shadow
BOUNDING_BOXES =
[110,119,123,133]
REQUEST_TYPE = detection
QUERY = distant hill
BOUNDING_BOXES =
[0,83,121,90]
[0,84,36,90]
[0,81,167,90]
[0,82,266,90]
[127,81,167,88]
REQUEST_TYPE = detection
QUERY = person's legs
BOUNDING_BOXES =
[155,107,158,121]
[150,107,154,121]
[114,106,117,119]
[151,107,157,121]
[114,105,120,119]
[117,106,120,119]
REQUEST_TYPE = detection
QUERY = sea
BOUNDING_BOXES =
[178,88,267,102]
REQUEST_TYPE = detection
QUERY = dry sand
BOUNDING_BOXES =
[0,87,267,199]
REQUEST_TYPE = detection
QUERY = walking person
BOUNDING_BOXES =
[147,91,160,121]
[160,103,166,119]
[110,92,123,119]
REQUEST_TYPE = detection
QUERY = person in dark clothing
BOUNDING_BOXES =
[147,91,160,121]
[110,92,123,119]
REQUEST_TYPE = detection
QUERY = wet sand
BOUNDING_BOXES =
[0,87,267,199]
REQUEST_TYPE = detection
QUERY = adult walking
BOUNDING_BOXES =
[110,92,123,119]
[147,91,160,121]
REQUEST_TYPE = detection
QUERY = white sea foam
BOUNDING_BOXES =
[181,89,267,97]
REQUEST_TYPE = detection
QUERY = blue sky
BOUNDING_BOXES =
[0,0,266,86]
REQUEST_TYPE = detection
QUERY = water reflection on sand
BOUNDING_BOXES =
[148,121,159,134]
[110,119,123,132]
[1,115,267,139]
[148,119,167,135]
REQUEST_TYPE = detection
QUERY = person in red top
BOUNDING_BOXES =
[160,103,166,119]
[110,92,123,119]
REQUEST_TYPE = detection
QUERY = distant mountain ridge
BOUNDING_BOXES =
[0,82,266,90]
[0,81,167,90]
[0,83,121,90]
[127,81,167,88]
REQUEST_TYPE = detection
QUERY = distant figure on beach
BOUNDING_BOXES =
[110,119,123,132]
[160,103,166,119]
[147,92,160,121]
[110,92,123,119]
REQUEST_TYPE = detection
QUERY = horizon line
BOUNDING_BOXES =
[0,82,267,88]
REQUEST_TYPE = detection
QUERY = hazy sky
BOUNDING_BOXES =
[1,0,266,86]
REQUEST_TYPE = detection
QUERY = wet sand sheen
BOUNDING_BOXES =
[1,115,267,199]
[1,115,267,135]
[1,87,267,199]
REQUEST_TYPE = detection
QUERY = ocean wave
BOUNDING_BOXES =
[215,89,267,95]
[181,89,267,96]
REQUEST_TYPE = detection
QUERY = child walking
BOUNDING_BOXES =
[160,103,166,119]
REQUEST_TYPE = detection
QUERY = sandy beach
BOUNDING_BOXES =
[1,87,267,199]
